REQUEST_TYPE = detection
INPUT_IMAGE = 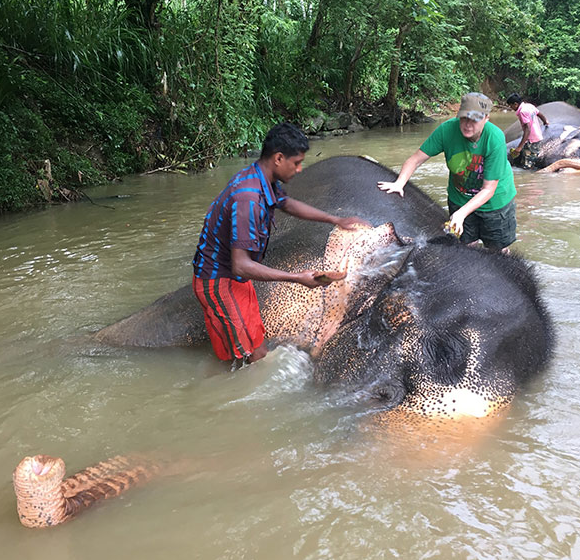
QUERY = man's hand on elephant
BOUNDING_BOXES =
[294,270,331,289]
[334,216,372,230]
[377,181,405,197]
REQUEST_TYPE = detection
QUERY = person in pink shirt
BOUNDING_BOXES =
[507,93,550,169]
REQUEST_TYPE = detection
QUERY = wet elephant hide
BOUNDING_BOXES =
[93,156,554,418]
[94,155,446,349]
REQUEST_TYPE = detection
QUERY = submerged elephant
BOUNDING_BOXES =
[94,156,554,420]
[504,101,580,171]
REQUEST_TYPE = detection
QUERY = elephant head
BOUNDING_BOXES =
[314,237,553,420]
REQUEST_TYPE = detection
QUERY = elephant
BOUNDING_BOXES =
[504,101,580,172]
[94,156,554,420]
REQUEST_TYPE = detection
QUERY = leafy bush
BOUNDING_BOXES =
[0,0,578,212]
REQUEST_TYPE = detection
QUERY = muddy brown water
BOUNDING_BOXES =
[1,112,579,559]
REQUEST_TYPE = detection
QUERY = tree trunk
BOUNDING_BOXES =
[124,0,162,29]
[306,0,330,52]
[344,40,365,106]
[385,23,410,114]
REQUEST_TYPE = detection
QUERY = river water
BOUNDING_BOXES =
[1,113,579,559]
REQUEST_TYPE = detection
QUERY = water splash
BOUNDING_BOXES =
[223,345,313,405]
[356,245,410,280]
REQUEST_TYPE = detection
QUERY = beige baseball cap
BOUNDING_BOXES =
[457,92,492,121]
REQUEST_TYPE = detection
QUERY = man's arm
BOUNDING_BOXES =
[377,149,431,197]
[281,198,371,230]
[231,248,326,288]
[448,179,498,236]
[537,111,550,126]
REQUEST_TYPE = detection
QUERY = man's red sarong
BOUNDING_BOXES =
[192,277,265,361]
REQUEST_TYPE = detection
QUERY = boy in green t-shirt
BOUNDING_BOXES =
[378,92,516,252]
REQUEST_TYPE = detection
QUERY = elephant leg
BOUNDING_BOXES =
[537,158,580,173]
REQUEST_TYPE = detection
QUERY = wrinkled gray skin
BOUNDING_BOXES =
[504,101,580,170]
[94,156,554,415]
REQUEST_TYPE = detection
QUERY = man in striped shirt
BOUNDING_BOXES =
[192,122,368,366]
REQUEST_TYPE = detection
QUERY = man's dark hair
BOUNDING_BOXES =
[261,122,309,159]
[506,93,522,105]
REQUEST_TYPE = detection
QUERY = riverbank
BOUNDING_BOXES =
[2,77,520,217]
[2,0,577,216]
[0,89,450,215]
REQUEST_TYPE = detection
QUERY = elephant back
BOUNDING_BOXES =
[273,155,447,245]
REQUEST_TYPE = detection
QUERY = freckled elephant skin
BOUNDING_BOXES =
[504,101,580,170]
[259,221,411,355]
[13,454,161,528]
[93,155,554,419]
[93,155,446,349]
[316,239,553,419]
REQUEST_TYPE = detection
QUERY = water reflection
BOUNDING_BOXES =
[1,116,579,559]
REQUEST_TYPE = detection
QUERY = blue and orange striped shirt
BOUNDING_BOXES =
[193,162,288,281]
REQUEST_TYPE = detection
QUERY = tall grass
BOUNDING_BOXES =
[0,0,278,211]
[0,0,155,97]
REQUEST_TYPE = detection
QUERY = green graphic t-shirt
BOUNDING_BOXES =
[420,118,516,211]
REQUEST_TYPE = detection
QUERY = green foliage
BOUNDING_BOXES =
[296,0,542,108]
[254,5,319,118]
[0,0,155,93]
[0,0,579,213]
[398,0,544,99]
[531,0,580,103]
[0,61,155,211]
[393,18,469,104]
[0,110,39,211]
[0,94,105,212]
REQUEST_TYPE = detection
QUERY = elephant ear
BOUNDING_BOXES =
[342,242,414,322]
[365,289,471,387]
[311,222,409,354]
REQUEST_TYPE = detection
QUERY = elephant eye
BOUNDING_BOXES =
[370,381,406,408]
[373,387,395,401]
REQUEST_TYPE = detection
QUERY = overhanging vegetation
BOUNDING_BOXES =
[0,0,578,213]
